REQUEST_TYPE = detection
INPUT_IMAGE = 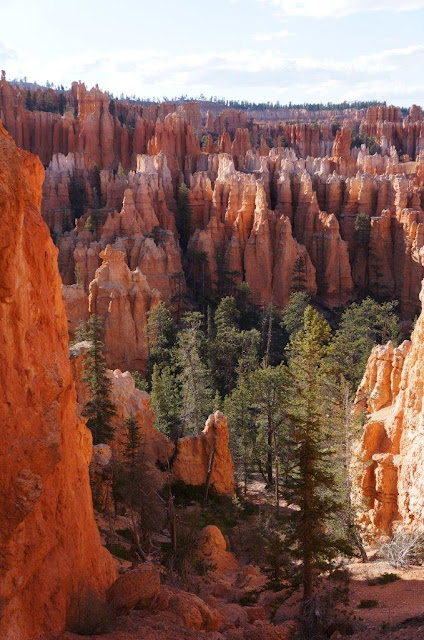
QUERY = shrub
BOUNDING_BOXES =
[379,529,424,568]
[105,542,132,561]
[358,599,378,609]
[368,572,400,586]
[239,590,261,606]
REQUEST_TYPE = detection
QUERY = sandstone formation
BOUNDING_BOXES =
[173,411,235,496]
[4,75,421,326]
[106,563,161,614]
[70,350,235,497]
[0,123,115,640]
[197,525,240,575]
[355,261,424,533]
[88,245,159,373]
[355,341,410,415]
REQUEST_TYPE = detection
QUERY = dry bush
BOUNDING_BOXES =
[379,528,424,568]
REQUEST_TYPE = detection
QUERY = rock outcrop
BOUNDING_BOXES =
[173,411,235,496]
[106,563,161,614]
[70,350,235,497]
[355,259,424,533]
[88,245,159,373]
[0,123,115,640]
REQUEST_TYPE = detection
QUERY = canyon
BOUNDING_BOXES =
[3,75,424,371]
[2,72,424,639]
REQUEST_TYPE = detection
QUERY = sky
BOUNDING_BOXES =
[1,0,424,106]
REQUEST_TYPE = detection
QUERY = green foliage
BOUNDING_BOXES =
[211,296,260,395]
[259,303,285,366]
[74,320,88,343]
[239,591,261,606]
[358,599,378,609]
[186,247,210,309]
[25,89,34,111]
[132,371,147,391]
[281,292,311,338]
[214,247,240,300]
[327,298,400,391]
[123,414,141,468]
[82,315,116,444]
[175,312,214,435]
[291,255,308,293]
[91,165,102,207]
[351,133,378,154]
[354,213,371,246]
[150,364,181,440]
[235,282,260,330]
[146,302,175,377]
[176,182,191,251]
[250,364,287,488]
[224,371,257,494]
[282,307,346,600]
[368,572,400,586]
[84,215,95,233]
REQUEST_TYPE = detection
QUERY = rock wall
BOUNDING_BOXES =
[355,261,424,533]
[0,123,115,640]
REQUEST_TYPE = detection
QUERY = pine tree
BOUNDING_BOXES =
[291,255,307,293]
[259,303,285,366]
[283,307,344,613]
[213,297,242,394]
[83,314,116,445]
[123,414,141,469]
[354,212,371,247]
[25,89,34,111]
[150,364,181,441]
[250,364,287,494]
[224,369,256,496]
[176,182,191,251]
[327,298,400,391]
[214,247,240,300]
[132,371,148,391]
[281,292,311,338]
[146,302,175,377]
[175,312,214,435]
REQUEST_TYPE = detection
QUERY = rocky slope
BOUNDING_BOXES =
[0,123,116,640]
[355,253,424,534]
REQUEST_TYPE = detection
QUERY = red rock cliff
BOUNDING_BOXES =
[355,258,424,533]
[0,123,115,640]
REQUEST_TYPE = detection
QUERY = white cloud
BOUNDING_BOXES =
[252,29,291,41]
[255,0,424,18]
[1,42,424,106]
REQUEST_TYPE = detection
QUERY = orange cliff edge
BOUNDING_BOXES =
[0,122,116,640]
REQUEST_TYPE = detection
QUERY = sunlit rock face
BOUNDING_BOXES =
[0,123,115,640]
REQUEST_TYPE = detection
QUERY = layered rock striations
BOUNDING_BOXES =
[355,259,424,533]
[0,123,115,640]
[88,245,159,374]
[3,74,424,332]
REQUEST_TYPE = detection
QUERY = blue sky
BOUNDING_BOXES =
[1,0,424,105]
